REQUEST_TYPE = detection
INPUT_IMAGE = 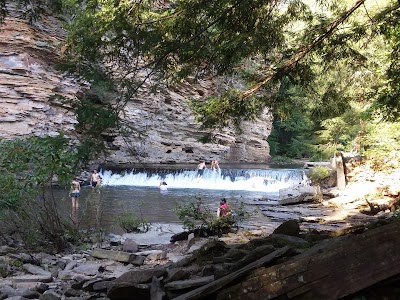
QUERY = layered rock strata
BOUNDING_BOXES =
[0,6,272,166]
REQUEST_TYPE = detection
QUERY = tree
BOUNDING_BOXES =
[0,135,80,251]
[57,0,398,127]
[375,2,400,120]
[2,0,399,159]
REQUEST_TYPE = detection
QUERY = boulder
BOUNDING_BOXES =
[278,185,316,205]
[272,220,300,237]
[122,239,138,253]
[39,291,61,300]
[72,262,104,276]
[164,268,190,283]
[114,268,166,285]
[10,275,53,283]
[23,264,52,277]
[0,286,40,299]
[150,276,166,300]
[91,249,145,265]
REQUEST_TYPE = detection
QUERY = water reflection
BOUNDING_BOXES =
[71,200,79,227]
[57,185,271,233]
[82,189,103,230]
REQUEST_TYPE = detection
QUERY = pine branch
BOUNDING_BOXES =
[241,0,367,99]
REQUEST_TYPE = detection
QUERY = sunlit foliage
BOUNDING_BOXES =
[1,0,400,161]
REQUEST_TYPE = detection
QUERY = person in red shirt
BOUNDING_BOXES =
[217,198,230,217]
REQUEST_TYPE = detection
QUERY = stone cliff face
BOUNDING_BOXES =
[0,6,272,167]
[0,5,80,139]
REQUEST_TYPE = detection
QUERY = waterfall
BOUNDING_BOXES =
[100,168,308,193]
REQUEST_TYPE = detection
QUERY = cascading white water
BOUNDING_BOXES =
[100,168,309,193]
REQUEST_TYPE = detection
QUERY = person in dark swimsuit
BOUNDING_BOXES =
[197,161,206,178]
[90,170,101,189]
[70,178,80,225]
[70,178,80,208]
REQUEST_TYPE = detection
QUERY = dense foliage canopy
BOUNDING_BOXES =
[1,0,400,160]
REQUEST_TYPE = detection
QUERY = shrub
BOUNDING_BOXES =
[0,136,83,252]
[118,212,151,233]
[174,198,250,235]
[306,166,332,186]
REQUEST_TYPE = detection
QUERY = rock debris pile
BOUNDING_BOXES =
[1,218,400,300]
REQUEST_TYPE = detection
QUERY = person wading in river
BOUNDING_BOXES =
[70,178,81,208]
[90,170,102,190]
[197,161,207,178]
[211,160,220,171]
[70,178,81,225]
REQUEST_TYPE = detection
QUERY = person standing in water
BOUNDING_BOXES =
[197,161,207,178]
[70,178,81,208]
[90,170,102,189]
[70,178,80,225]
[211,160,220,171]
[159,181,168,191]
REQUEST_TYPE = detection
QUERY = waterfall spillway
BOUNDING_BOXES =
[101,168,308,193]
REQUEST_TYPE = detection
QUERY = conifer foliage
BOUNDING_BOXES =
[1,0,400,158]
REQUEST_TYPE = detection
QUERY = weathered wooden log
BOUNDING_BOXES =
[335,152,346,190]
[362,199,400,215]
[171,246,291,300]
[216,221,400,300]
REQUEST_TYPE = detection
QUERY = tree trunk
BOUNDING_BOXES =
[363,198,400,215]
[335,151,346,190]
[172,246,291,300]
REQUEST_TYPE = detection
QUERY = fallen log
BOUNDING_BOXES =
[172,246,291,300]
[362,198,400,215]
[216,221,400,300]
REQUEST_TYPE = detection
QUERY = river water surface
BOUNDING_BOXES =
[57,165,308,234]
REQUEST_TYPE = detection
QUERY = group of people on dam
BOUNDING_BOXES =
[197,159,220,178]
[158,160,221,191]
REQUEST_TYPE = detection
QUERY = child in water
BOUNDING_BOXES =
[159,181,168,191]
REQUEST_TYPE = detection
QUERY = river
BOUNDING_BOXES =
[56,165,308,234]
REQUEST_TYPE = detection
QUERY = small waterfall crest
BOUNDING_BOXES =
[101,168,308,193]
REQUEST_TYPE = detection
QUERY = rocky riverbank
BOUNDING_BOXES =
[1,215,399,300]
[252,156,400,233]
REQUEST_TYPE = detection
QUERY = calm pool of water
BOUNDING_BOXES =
[57,185,270,233]
[56,166,308,234]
